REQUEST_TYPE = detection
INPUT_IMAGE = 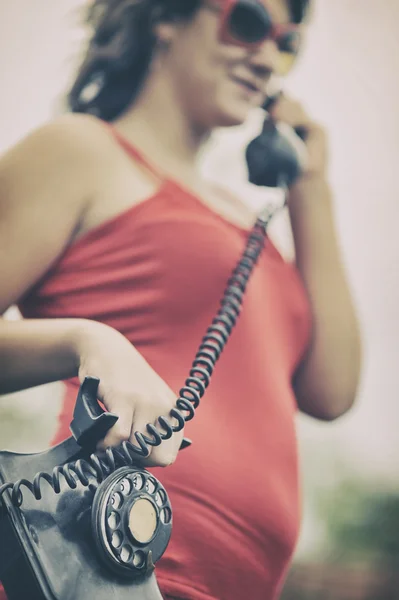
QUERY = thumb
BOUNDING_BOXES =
[97,405,134,450]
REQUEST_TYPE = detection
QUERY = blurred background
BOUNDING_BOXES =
[1,1,398,598]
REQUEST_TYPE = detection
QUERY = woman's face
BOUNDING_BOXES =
[160,0,294,129]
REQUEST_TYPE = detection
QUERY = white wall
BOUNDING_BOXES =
[1,0,398,554]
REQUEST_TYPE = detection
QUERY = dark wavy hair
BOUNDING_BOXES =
[68,0,310,121]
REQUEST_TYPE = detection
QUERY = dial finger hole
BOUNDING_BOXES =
[120,544,133,563]
[133,551,146,568]
[111,529,123,549]
[111,492,123,510]
[120,478,132,495]
[155,489,166,506]
[132,473,144,491]
[145,478,156,494]
[108,511,120,530]
[160,507,172,524]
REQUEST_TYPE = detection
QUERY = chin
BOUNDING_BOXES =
[212,105,251,128]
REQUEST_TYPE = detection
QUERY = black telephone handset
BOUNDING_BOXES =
[245,94,308,189]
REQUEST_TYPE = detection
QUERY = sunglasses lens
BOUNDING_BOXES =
[276,52,296,76]
[275,30,301,75]
[228,1,273,44]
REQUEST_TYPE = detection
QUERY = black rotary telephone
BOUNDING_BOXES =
[0,211,278,600]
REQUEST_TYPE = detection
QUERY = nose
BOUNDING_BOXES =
[247,38,280,78]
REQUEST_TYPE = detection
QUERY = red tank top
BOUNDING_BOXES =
[16,128,311,600]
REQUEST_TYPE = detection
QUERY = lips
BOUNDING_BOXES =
[231,74,268,94]
[239,79,259,92]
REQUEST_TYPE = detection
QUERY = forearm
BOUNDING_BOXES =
[0,318,95,394]
[0,316,184,464]
[288,175,362,420]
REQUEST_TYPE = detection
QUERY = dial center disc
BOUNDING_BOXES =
[128,498,157,544]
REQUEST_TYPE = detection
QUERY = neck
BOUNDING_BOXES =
[113,63,211,169]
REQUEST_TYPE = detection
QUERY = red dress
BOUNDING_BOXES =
[4,128,311,600]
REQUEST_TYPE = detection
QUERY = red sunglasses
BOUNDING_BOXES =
[209,0,301,73]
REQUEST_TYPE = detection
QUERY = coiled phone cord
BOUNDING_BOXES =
[0,211,275,508]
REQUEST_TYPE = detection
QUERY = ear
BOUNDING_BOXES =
[153,22,178,46]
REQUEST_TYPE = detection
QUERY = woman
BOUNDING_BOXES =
[0,0,361,598]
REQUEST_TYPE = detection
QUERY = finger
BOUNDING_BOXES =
[149,427,184,468]
[154,411,184,463]
[269,96,310,128]
[129,415,157,463]
[267,93,288,118]
[97,405,134,450]
[132,414,184,468]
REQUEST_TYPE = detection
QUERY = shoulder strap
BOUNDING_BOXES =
[110,126,166,181]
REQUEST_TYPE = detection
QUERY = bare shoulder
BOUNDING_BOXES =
[0,113,121,225]
[0,114,118,312]
[1,113,115,176]
[36,112,114,152]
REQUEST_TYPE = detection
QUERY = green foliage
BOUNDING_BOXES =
[321,479,399,566]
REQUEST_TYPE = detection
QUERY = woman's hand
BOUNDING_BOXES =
[75,321,184,467]
[269,93,329,179]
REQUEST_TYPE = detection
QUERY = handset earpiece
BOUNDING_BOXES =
[245,92,307,189]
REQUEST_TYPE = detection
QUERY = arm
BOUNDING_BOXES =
[0,317,88,394]
[0,115,99,389]
[0,114,100,314]
[289,174,361,420]
[0,115,182,464]
[0,315,184,465]
[271,98,362,421]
